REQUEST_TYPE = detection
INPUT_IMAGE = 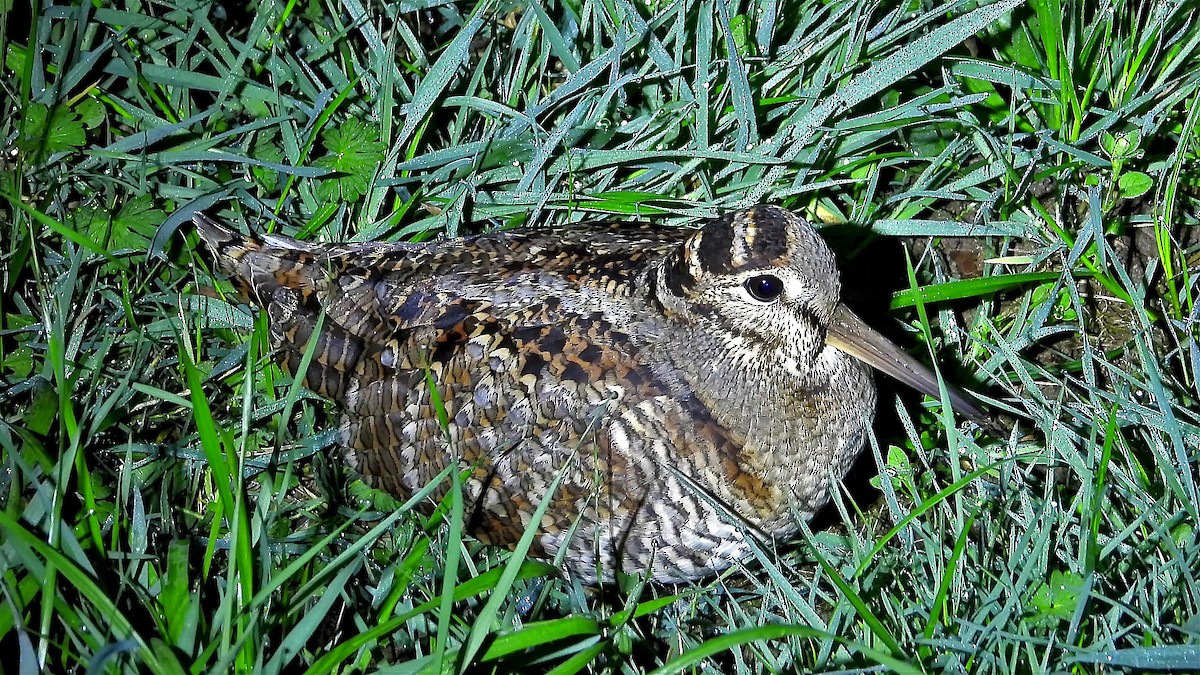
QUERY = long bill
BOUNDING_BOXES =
[826,305,986,423]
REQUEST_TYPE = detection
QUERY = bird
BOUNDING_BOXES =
[193,205,983,584]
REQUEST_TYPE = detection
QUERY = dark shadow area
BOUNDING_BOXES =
[812,224,976,528]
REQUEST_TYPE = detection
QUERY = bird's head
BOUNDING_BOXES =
[648,205,984,420]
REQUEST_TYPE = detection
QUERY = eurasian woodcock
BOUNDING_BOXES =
[194,205,982,583]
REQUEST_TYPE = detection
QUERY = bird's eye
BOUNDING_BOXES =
[744,274,784,302]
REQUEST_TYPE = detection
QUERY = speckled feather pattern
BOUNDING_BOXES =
[195,206,876,583]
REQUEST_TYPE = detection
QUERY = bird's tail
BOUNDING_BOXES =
[193,212,325,303]
[193,212,360,400]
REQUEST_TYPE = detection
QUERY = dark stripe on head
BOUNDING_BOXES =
[694,214,735,273]
[714,302,824,353]
[693,206,794,274]
[662,251,694,297]
[794,305,821,331]
[795,305,826,345]
[643,267,668,312]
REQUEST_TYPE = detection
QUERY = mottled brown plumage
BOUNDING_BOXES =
[194,205,981,583]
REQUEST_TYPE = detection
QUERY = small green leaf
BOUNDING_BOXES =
[112,196,165,250]
[24,379,59,436]
[72,195,163,252]
[68,206,107,241]
[886,445,913,476]
[1101,129,1144,160]
[729,14,753,56]
[315,119,386,202]
[5,40,27,77]
[2,312,36,379]
[76,98,106,129]
[19,104,87,160]
[160,539,191,644]
[1028,570,1083,627]
[44,105,85,151]
[2,344,33,379]
[251,139,285,193]
[1117,171,1153,199]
